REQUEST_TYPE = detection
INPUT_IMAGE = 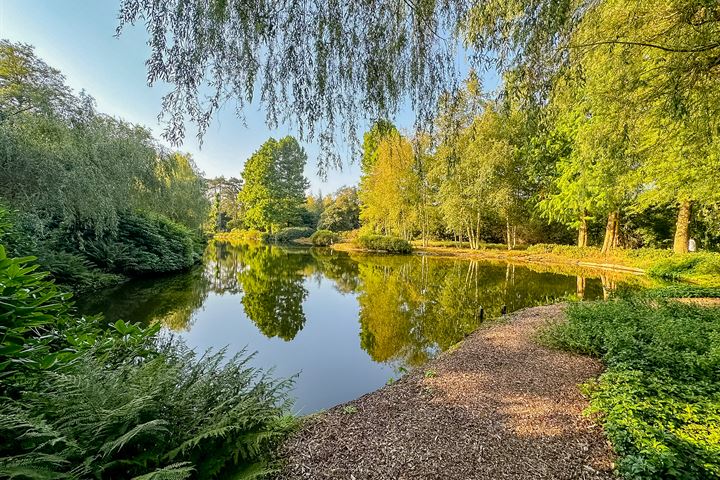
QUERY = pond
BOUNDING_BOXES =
[77,241,635,413]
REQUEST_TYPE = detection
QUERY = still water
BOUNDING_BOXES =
[77,241,628,413]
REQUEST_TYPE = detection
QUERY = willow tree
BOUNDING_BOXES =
[117,1,720,155]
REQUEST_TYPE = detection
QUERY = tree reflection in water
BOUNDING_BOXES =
[79,241,637,367]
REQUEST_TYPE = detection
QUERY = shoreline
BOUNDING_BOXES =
[330,241,647,275]
[277,303,615,479]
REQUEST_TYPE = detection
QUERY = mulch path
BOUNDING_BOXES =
[276,304,615,480]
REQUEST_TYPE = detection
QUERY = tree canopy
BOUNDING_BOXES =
[238,136,309,232]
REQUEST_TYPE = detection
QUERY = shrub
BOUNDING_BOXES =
[310,229,338,246]
[338,228,360,243]
[357,234,412,253]
[37,248,124,291]
[108,211,199,275]
[541,297,720,479]
[272,227,315,243]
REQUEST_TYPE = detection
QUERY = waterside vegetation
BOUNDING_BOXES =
[541,294,720,479]
[0,216,295,479]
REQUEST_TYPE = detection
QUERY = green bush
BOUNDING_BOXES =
[310,229,338,246]
[357,234,412,253]
[541,297,720,479]
[644,285,720,299]
[272,227,315,243]
[106,211,200,275]
[0,230,296,479]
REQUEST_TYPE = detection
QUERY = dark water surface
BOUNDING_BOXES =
[77,242,631,413]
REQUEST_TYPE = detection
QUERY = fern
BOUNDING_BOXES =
[131,463,195,480]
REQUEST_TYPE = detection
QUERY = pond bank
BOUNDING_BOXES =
[331,241,646,275]
[277,304,614,479]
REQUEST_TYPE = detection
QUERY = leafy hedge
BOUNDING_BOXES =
[272,227,315,243]
[0,229,295,478]
[310,229,338,246]
[357,234,412,253]
[541,296,720,479]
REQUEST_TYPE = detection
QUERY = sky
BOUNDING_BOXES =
[0,1,497,193]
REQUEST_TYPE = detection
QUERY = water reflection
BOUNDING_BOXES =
[76,241,638,412]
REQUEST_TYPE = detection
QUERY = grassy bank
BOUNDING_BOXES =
[409,242,720,286]
[540,294,720,479]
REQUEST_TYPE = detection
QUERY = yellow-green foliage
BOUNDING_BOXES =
[310,230,338,247]
[647,253,720,286]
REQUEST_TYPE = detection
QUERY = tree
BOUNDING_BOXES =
[238,136,309,232]
[118,1,720,176]
[274,137,310,227]
[206,176,243,231]
[0,40,75,121]
[434,97,516,249]
[318,187,360,232]
[557,1,720,253]
[0,41,210,285]
[535,75,638,250]
[361,120,399,174]
[359,131,420,240]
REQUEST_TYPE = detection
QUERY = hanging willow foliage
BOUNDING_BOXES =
[117,0,720,169]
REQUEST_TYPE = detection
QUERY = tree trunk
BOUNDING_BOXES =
[612,212,620,248]
[673,200,692,254]
[506,218,512,250]
[576,276,586,300]
[577,211,588,247]
[601,210,620,254]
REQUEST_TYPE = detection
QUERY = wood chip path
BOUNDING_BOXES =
[277,304,615,480]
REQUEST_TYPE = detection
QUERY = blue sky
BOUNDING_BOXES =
[0,1,496,193]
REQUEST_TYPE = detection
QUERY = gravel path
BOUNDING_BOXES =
[277,304,615,480]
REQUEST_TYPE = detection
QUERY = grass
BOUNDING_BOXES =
[540,295,720,479]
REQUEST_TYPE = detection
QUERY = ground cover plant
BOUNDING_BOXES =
[541,296,720,479]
